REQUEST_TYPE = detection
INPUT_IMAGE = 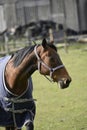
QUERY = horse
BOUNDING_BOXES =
[0,38,71,130]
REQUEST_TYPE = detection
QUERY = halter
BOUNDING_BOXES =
[34,45,64,82]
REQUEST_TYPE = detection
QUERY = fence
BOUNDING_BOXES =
[0,34,31,56]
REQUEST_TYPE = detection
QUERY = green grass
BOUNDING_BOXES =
[0,43,87,130]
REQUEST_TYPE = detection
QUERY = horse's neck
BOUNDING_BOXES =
[5,50,38,95]
[17,51,37,78]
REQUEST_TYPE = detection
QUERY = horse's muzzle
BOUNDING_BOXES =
[58,78,71,89]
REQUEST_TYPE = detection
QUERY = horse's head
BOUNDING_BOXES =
[34,39,71,89]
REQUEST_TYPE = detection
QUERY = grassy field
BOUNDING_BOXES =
[0,43,87,130]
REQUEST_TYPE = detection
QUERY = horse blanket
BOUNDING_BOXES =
[0,55,36,128]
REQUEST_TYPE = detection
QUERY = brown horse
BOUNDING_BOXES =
[0,39,71,130]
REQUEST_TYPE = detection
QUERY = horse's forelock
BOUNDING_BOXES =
[47,43,57,52]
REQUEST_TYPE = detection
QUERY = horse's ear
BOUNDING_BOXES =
[42,38,47,48]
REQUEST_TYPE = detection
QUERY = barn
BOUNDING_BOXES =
[0,0,87,34]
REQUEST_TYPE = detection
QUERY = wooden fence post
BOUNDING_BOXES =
[49,28,54,44]
[4,33,9,54]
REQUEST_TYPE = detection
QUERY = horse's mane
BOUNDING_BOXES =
[12,45,36,67]
[12,43,57,67]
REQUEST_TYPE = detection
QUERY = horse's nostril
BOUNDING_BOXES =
[58,78,71,89]
[66,79,71,84]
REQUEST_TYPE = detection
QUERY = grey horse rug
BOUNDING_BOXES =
[0,56,36,128]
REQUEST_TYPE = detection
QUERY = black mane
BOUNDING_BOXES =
[12,45,36,67]
[12,43,57,67]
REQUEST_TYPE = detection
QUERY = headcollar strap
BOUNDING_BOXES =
[34,45,64,82]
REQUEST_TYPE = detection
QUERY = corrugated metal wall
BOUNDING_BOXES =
[0,5,6,31]
[16,2,38,25]
[77,0,87,32]
[37,0,50,20]
[0,0,87,32]
[65,0,79,31]
[51,0,64,23]
[15,0,51,25]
